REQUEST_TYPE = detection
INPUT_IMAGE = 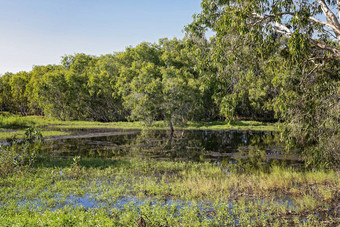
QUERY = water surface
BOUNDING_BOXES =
[42,128,302,166]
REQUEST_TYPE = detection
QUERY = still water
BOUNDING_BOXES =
[42,128,302,167]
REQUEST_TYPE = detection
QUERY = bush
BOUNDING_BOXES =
[0,127,43,175]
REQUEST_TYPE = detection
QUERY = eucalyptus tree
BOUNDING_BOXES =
[188,0,340,166]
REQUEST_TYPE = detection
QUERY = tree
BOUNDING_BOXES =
[161,66,201,131]
[38,67,72,120]
[62,54,97,120]
[9,72,30,116]
[86,54,125,122]
[25,65,56,115]
[159,38,203,129]
[187,0,340,166]
[0,73,13,112]
[116,40,204,131]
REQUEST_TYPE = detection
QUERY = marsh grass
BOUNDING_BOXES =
[0,156,338,226]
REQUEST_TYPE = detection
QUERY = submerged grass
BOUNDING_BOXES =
[1,157,338,226]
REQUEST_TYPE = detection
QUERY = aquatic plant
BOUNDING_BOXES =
[1,156,338,226]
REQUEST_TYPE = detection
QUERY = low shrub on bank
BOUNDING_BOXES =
[0,127,43,176]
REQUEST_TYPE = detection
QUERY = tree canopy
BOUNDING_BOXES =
[187,0,340,167]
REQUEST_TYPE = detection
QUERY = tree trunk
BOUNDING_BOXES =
[169,120,174,134]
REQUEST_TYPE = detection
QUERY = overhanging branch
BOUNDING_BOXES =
[316,0,340,39]
[308,38,340,58]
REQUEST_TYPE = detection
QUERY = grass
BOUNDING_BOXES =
[0,156,338,226]
[185,120,277,131]
[0,115,278,141]
[0,115,37,129]
[0,130,70,140]
[51,120,277,131]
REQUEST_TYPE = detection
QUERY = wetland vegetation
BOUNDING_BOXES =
[1,127,339,226]
[1,152,339,226]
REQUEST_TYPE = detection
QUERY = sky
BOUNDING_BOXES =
[0,0,202,74]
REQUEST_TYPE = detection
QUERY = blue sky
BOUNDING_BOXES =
[0,0,202,74]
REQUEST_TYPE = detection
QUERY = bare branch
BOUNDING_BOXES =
[251,9,340,58]
[272,21,292,35]
[306,64,321,77]
[309,16,340,34]
[337,0,340,20]
[252,8,340,43]
[316,0,340,39]
[308,38,340,58]
[252,13,292,35]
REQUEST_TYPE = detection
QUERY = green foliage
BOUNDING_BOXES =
[0,0,339,166]
[0,73,13,112]
[186,0,340,167]
[0,127,43,176]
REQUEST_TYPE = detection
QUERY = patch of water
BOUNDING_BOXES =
[39,129,302,166]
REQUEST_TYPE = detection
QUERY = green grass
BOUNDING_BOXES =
[0,130,70,140]
[0,156,338,226]
[1,115,278,131]
[0,115,37,129]
[53,120,277,131]
[0,115,278,141]
[185,120,277,131]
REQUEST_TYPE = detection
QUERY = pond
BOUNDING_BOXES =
[42,128,302,167]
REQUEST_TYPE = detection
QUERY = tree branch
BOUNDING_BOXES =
[309,16,340,35]
[337,0,340,20]
[252,13,292,35]
[316,0,340,39]
[253,10,340,38]
[251,10,340,58]
[308,38,340,58]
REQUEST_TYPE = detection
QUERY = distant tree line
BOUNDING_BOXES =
[0,38,276,126]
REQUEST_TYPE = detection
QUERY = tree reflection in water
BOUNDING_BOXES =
[41,129,303,170]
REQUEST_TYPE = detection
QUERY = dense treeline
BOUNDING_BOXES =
[1,0,339,166]
[0,38,275,127]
